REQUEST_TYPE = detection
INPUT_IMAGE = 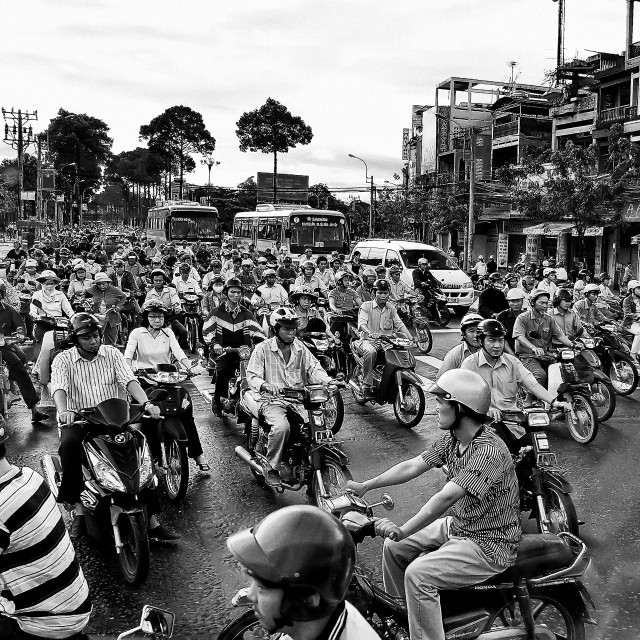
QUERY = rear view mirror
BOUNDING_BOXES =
[32,299,43,309]
[139,605,175,637]
[528,331,542,340]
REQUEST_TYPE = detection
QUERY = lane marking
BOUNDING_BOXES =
[415,354,444,369]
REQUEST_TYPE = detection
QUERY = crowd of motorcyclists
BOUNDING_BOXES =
[1,227,631,640]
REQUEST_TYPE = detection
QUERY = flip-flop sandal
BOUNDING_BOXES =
[197,462,211,472]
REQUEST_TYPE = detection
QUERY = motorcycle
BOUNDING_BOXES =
[299,316,345,434]
[40,399,157,585]
[136,364,196,502]
[520,334,599,444]
[348,335,426,429]
[572,335,616,423]
[393,295,433,354]
[219,492,595,640]
[418,281,451,327]
[209,345,253,420]
[495,408,580,536]
[118,288,137,346]
[235,382,351,507]
[585,321,639,395]
[180,292,202,352]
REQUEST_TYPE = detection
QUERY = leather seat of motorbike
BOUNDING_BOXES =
[483,534,572,584]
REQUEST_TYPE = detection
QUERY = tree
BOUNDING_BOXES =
[236,98,313,202]
[308,183,350,212]
[236,176,258,211]
[48,109,113,223]
[140,106,216,198]
[498,141,625,258]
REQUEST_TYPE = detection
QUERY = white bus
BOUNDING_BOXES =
[146,201,221,245]
[232,204,350,260]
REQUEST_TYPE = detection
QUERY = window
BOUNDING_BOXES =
[400,248,456,270]
[385,250,401,267]
[235,218,252,238]
[257,217,268,239]
[361,247,386,266]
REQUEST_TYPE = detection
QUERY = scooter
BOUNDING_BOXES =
[209,345,253,420]
[521,333,599,444]
[393,295,433,354]
[41,399,157,585]
[418,281,451,327]
[348,334,425,429]
[219,492,596,640]
[495,408,580,536]
[136,364,195,503]
[235,382,350,507]
[180,292,202,352]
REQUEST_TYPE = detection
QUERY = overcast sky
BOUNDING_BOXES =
[0,0,631,198]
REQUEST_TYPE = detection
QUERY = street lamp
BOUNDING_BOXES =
[348,154,375,237]
[433,113,480,272]
[200,156,220,186]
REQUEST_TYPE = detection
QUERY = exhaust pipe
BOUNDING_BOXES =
[235,446,264,476]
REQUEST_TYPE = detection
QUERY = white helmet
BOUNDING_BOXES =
[270,306,299,329]
[627,279,640,291]
[506,288,526,301]
[24,259,38,268]
[543,267,556,277]
[583,283,600,295]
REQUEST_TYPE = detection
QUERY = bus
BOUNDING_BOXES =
[146,201,221,245]
[232,204,350,261]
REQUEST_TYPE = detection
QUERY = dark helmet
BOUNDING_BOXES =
[373,278,390,292]
[477,319,507,342]
[596,272,611,282]
[69,312,101,342]
[227,505,355,621]
[488,272,503,283]
[140,300,168,326]
[223,277,244,295]
[504,272,519,284]
[553,288,573,307]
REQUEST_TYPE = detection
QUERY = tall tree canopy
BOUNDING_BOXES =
[48,108,113,198]
[107,147,165,185]
[236,98,313,202]
[139,105,215,198]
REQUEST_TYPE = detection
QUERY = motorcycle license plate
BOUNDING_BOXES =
[315,429,333,442]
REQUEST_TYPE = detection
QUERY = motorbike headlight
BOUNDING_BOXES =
[560,349,575,360]
[87,449,126,492]
[527,412,550,427]
[314,339,329,350]
[581,339,595,349]
[309,387,330,403]
[139,440,154,488]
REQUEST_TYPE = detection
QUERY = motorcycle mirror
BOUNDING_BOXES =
[380,493,395,511]
[15,277,25,283]
[32,299,43,309]
[557,382,572,395]
[576,327,584,337]
[254,289,262,297]
[528,330,542,340]
[139,605,175,637]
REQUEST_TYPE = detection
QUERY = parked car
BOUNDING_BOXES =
[349,240,474,314]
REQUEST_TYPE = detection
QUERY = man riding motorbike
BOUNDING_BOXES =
[355,267,377,303]
[552,288,583,343]
[276,255,297,292]
[573,283,607,325]
[226,505,379,639]
[244,307,331,485]
[203,277,262,417]
[328,270,362,341]
[50,312,178,541]
[124,300,209,472]
[145,268,189,349]
[387,264,413,301]
[355,279,412,399]
[85,272,125,347]
[495,288,526,353]
[437,313,483,379]
[513,289,574,386]
[252,268,289,310]
[294,261,328,298]
[477,272,508,319]
[346,369,521,640]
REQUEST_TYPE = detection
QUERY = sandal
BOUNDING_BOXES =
[197,462,211,472]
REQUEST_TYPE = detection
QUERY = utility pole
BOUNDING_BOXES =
[552,0,565,81]
[466,129,476,273]
[2,108,38,222]
[370,176,376,238]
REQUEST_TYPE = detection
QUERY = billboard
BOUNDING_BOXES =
[257,172,309,204]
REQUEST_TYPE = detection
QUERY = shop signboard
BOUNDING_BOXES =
[497,233,508,268]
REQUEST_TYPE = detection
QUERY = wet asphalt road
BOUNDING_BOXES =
[5,317,640,639]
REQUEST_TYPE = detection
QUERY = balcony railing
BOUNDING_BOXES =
[550,94,596,117]
[493,121,519,138]
[598,105,638,124]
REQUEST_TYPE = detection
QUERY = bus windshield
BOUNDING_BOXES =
[400,249,458,270]
[170,212,218,240]
[290,214,345,250]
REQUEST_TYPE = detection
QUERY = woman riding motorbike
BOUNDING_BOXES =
[124,300,209,472]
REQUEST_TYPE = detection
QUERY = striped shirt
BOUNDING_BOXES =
[0,466,91,638]
[421,429,521,566]
[50,345,135,411]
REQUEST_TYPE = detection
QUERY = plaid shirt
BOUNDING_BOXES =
[246,337,331,397]
[421,429,521,566]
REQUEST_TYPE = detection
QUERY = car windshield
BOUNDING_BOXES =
[400,249,457,270]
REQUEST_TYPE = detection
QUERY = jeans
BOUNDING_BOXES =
[519,355,549,387]
[213,352,240,412]
[0,346,39,408]
[383,517,504,640]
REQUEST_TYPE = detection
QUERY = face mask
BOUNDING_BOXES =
[43,284,56,294]
[213,284,224,293]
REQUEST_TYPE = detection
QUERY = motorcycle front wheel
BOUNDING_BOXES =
[537,485,579,536]
[393,382,425,429]
[565,394,598,444]
[590,380,616,423]
[606,352,639,396]
[187,318,199,353]
[324,391,345,434]
[412,319,433,354]
[489,589,585,640]
[310,460,352,511]
[117,512,150,586]
[163,430,189,502]
[216,610,263,640]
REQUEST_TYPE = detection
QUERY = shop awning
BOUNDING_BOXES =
[521,222,574,236]
[521,222,603,237]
